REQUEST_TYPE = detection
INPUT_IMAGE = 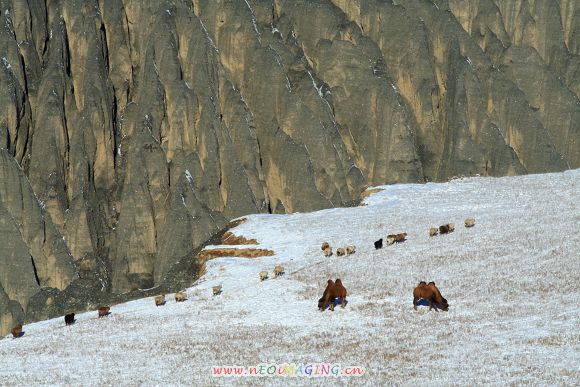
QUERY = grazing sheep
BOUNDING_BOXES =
[465,218,475,228]
[345,245,356,255]
[374,238,383,249]
[336,247,346,256]
[259,271,269,281]
[175,292,188,302]
[155,294,166,306]
[11,325,23,338]
[64,313,76,326]
[387,233,407,245]
[323,246,333,257]
[213,285,223,296]
[98,306,110,317]
[429,227,439,237]
[439,223,455,234]
[274,266,285,277]
[321,242,330,251]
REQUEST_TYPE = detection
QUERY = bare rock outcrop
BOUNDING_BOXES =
[0,149,77,335]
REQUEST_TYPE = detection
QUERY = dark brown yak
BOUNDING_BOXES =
[11,324,23,338]
[98,306,110,317]
[65,313,76,326]
[413,281,449,311]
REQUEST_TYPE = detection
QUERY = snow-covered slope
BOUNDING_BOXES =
[1,170,579,385]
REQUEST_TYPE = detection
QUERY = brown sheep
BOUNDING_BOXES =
[439,223,455,234]
[64,313,76,326]
[259,271,269,281]
[336,247,346,256]
[387,233,407,245]
[323,246,333,257]
[175,292,188,302]
[321,242,330,251]
[465,218,475,228]
[98,306,110,317]
[155,294,166,306]
[345,245,356,255]
[212,285,223,296]
[394,233,407,243]
[429,227,439,237]
[274,266,285,277]
[11,324,23,338]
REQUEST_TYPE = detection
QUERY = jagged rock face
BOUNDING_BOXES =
[0,149,78,335]
[0,0,578,334]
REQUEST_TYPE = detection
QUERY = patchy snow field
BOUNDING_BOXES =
[1,170,579,385]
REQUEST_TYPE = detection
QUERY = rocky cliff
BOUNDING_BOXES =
[1,0,578,335]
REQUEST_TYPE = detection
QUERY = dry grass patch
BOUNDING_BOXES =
[296,285,319,301]
[197,248,275,260]
[350,301,388,317]
[224,217,248,229]
[359,188,385,203]
[220,231,258,245]
[218,217,259,245]
[527,335,576,347]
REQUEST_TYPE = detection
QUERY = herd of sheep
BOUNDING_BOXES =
[7,217,476,338]
[318,217,476,312]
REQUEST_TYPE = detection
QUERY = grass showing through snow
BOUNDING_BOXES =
[1,170,579,385]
